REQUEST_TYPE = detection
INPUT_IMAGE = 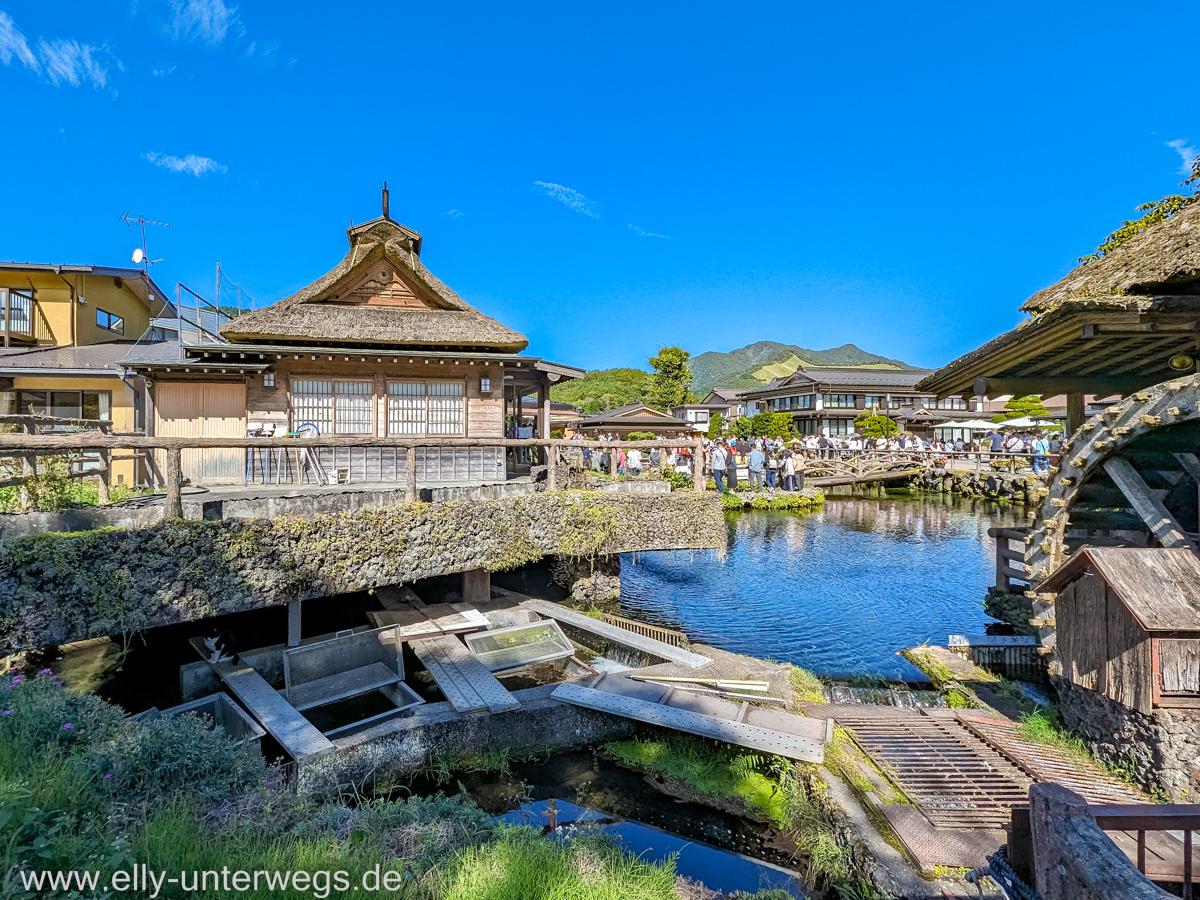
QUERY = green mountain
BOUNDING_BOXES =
[689,341,916,397]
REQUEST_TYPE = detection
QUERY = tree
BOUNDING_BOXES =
[648,347,697,411]
[550,368,653,413]
[853,412,899,438]
[734,412,794,438]
[706,413,725,439]
[992,395,1049,423]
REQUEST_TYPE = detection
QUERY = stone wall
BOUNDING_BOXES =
[0,490,725,653]
[984,587,1037,635]
[910,468,1048,505]
[297,684,636,796]
[1055,678,1200,801]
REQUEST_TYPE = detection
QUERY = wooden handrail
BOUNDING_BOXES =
[1092,804,1200,831]
[0,434,706,451]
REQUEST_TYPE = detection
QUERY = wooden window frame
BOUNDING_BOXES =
[289,377,376,436]
[386,379,467,437]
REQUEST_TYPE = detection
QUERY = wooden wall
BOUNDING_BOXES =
[1057,567,1154,713]
[241,356,508,437]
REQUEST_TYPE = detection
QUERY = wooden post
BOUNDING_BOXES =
[97,448,110,504]
[164,446,183,520]
[287,600,302,648]
[537,381,550,464]
[996,534,1010,591]
[1105,457,1196,551]
[611,443,620,481]
[547,444,557,490]
[693,437,705,492]
[405,446,417,501]
[1065,392,1085,437]
[462,568,490,604]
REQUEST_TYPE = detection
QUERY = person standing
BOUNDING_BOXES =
[627,447,642,476]
[1031,432,1049,476]
[782,449,796,491]
[766,446,779,488]
[748,443,765,489]
[711,441,728,493]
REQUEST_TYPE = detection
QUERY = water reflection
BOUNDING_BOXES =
[619,492,1033,681]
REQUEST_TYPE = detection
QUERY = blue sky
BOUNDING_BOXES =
[1,2,1196,372]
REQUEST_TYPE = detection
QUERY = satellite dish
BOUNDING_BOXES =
[132,248,144,264]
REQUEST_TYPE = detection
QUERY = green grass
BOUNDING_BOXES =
[605,735,788,825]
[788,665,826,706]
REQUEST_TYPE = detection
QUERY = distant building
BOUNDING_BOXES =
[740,366,988,438]
[0,263,175,486]
[574,402,695,438]
[670,387,757,429]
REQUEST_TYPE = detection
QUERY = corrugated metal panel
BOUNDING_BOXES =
[155,382,246,484]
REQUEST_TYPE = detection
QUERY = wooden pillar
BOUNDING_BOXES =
[287,600,302,648]
[462,568,490,605]
[405,447,417,501]
[537,380,550,464]
[1065,392,1084,437]
[547,444,557,490]
[164,446,183,520]
[97,448,111,504]
[143,379,157,488]
[693,437,706,492]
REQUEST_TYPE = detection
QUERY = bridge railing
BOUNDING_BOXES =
[0,432,711,518]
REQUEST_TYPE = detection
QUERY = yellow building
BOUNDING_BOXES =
[1,263,174,486]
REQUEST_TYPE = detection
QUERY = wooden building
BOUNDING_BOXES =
[1042,547,1200,714]
[573,403,695,438]
[120,191,581,484]
[917,200,1200,434]
[671,388,758,428]
[736,365,994,437]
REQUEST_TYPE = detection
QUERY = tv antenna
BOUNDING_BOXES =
[118,211,170,270]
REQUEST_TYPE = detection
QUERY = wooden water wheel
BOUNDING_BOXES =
[1021,374,1200,674]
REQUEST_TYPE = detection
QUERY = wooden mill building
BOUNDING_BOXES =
[120,190,582,484]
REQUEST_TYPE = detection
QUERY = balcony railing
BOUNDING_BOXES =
[1,289,51,345]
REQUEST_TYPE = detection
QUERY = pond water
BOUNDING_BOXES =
[618,491,1034,681]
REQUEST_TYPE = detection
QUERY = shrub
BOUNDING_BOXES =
[0,671,125,756]
[720,492,744,511]
[626,431,656,441]
[85,712,269,811]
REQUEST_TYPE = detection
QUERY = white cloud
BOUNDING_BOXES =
[168,0,238,45]
[1168,139,1199,176]
[37,38,109,87]
[0,11,36,70]
[152,64,176,77]
[533,181,602,219]
[0,11,112,88]
[628,223,668,239]
[443,209,463,218]
[143,151,227,177]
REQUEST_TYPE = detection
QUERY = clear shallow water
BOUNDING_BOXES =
[618,492,1033,681]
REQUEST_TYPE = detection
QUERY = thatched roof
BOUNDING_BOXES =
[1022,200,1200,314]
[221,217,528,352]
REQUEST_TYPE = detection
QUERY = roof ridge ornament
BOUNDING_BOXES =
[382,181,389,220]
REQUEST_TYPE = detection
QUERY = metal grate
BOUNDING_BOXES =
[957,714,1150,805]
[836,710,1034,828]
[601,614,688,648]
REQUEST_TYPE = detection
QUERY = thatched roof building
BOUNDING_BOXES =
[221,208,528,353]
[918,199,1200,427]
[1022,201,1200,314]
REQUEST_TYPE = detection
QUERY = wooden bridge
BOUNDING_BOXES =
[800,451,930,487]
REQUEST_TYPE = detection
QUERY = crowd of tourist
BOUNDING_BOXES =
[580,425,1064,488]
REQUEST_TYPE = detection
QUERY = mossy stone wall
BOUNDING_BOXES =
[0,491,724,652]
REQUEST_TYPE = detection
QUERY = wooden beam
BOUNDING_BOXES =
[405,447,417,501]
[1103,457,1196,552]
[974,376,1143,398]
[1066,393,1085,436]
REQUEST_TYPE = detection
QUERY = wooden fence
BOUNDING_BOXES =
[0,432,710,518]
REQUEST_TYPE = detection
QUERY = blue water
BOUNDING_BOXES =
[500,799,804,898]
[618,492,1033,681]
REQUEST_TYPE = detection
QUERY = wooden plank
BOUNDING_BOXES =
[521,599,713,669]
[551,683,824,762]
[1103,458,1196,552]
[411,634,519,714]
[1105,583,1154,714]
[188,638,334,761]
[1160,639,1200,694]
